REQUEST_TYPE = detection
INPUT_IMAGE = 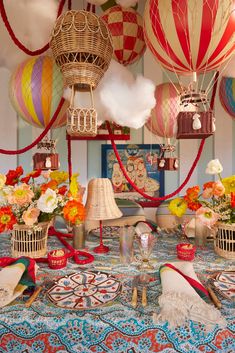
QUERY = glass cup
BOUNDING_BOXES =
[119,226,135,265]
[136,232,157,271]
[194,218,208,247]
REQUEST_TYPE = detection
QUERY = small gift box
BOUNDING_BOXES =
[176,243,196,261]
[48,248,68,269]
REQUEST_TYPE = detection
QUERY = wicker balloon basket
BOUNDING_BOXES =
[11,222,50,258]
[214,222,235,260]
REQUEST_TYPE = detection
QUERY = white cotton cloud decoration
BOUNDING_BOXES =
[116,0,139,8]
[99,74,156,129]
[0,0,58,70]
[63,59,156,129]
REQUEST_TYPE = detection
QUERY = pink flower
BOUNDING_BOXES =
[7,184,34,206]
[212,181,225,197]
[202,187,213,199]
[22,207,40,226]
[196,207,220,228]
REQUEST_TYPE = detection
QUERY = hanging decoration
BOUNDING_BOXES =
[9,56,68,129]
[145,82,182,170]
[33,137,59,171]
[50,10,113,137]
[219,77,235,119]
[101,5,146,66]
[144,0,235,139]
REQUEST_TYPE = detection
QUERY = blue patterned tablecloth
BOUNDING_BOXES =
[0,231,234,353]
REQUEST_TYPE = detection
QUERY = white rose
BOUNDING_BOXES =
[205,159,223,175]
[37,188,58,213]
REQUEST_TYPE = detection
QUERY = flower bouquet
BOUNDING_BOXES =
[0,167,86,258]
[168,159,235,258]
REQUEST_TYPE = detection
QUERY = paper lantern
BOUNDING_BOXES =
[101,5,146,66]
[9,56,68,129]
[146,83,182,138]
[219,76,235,119]
[144,0,235,75]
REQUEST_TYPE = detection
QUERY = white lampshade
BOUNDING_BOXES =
[85,178,122,220]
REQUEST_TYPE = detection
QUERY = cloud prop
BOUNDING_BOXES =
[64,60,156,129]
[0,0,58,70]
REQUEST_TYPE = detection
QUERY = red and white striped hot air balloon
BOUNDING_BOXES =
[146,82,182,139]
[144,0,235,75]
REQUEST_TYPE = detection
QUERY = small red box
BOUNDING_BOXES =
[176,243,196,261]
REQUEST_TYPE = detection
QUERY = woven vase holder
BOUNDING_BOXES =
[11,221,50,258]
[214,222,235,260]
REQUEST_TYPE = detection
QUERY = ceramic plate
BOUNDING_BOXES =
[213,271,235,301]
[47,270,122,310]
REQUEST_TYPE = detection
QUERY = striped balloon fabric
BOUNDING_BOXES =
[219,77,235,119]
[144,0,235,74]
[9,56,68,129]
[145,83,182,138]
[101,5,146,66]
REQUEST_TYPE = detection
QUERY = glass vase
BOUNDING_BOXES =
[72,223,86,249]
[194,218,208,247]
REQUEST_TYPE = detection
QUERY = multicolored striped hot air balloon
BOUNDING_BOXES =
[145,83,182,138]
[9,56,68,128]
[219,77,235,119]
[144,0,235,75]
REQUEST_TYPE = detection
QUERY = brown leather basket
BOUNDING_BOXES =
[157,157,179,171]
[176,111,214,139]
[33,153,59,170]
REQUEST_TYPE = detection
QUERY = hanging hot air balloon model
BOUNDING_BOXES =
[219,76,235,119]
[146,82,184,170]
[144,0,235,139]
[101,4,146,66]
[50,10,113,137]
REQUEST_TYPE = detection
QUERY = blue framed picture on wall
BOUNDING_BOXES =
[101,144,164,206]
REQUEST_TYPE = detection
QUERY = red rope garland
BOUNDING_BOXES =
[67,0,72,10]
[0,98,65,155]
[0,0,66,56]
[107,120,205,202]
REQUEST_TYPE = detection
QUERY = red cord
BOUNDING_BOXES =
[0,98,65,155]
[107,121,205,202]
[67,0,72,10]
[0,0,66,56]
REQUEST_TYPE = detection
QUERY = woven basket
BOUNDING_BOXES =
[11,222,50,258]
[176,111,214,139]
[50,10,113,90]
[214,222,235,259]
[67,107,97,137]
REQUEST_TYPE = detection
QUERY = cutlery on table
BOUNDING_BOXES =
[131,275,140,308]
[207,285,222,309]
[25,286,43,308]
[139,274,151,307]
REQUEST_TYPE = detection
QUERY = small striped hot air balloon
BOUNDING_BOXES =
[219,77,235,119]
[144,0,235,75]
[9,55,68,129]
[146,82,183,139]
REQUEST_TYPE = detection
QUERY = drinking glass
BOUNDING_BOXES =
[136,232,157,270]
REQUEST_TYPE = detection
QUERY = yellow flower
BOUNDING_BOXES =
[50,171,69,185]
[0,174,6,190]
[69,173,80,199]
[168,198,188,217]
[221,175,235,194]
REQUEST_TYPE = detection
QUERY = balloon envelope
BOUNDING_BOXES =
[219,76,235,119]
[146,83,182,138]
[9,56,68,128]
[144,0,235,75]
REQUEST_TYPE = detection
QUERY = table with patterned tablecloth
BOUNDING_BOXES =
[0,231,234,353]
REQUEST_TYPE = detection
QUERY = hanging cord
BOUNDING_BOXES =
[106,69,219,202]
[0,0,66,56]
[67,133,72,180]
[0,98,65,155]
[67,0,72,10]
[107,120,205,202]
